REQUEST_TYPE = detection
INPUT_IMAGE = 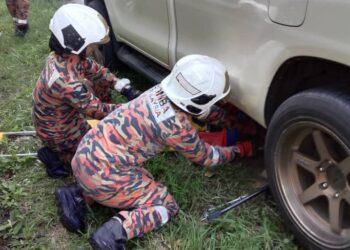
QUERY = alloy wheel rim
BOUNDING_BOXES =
[275,120,350,248]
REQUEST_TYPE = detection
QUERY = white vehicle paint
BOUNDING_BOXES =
[105,0,350,126]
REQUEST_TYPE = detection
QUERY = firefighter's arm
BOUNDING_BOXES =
[196,105,237,128]
[164,117,236,168]
[82,57,118,90]
[60,80,119,119]
[83,58,141,100]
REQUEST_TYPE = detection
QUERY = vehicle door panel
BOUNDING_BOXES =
[105,0,170,66]
[174,0,270,122]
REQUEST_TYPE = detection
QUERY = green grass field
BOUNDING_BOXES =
[0,1,300,249]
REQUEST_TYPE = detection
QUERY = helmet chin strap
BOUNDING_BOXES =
[196,108,211,120]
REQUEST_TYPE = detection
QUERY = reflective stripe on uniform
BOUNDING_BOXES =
[211,146,220,165]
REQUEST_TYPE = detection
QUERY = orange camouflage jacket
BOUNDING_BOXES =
[72,84,237,180]
[32,52,120,149]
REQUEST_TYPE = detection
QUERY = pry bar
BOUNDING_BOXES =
[201,185,269,221]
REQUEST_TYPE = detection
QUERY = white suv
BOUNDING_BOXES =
[85,0,350,249]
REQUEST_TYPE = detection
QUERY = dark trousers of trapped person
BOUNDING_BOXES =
[5,0,29,27]
[73,156,179,239]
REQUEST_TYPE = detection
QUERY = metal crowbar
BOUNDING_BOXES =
[201,185,269,221]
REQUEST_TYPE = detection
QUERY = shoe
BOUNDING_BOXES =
[89,218,127,250]
[15,24,28,37]
[54,184,86,233]
[37,147,70,178]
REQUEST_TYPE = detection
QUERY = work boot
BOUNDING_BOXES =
[37,147,70,178]
[15,24,29,37]
[89,218,128,250]
[54,184,86,233]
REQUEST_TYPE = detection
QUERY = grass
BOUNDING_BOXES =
[0,0,300,249]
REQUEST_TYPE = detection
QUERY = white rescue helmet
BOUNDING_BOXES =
[49,3,110,55]
[161,55,231,115]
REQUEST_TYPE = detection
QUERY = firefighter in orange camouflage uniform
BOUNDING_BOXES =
[55,55,254,250]
[5,0,29,36]
[32,4,141,178]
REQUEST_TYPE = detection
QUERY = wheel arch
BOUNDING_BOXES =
[264,57,350,126]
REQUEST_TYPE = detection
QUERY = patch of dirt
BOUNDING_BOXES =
[1,169,15,180]
[0,240,9,250]
[0,207,9,225]
[146,236,172,250]
[18,202,30,215]
[47,224,69,250]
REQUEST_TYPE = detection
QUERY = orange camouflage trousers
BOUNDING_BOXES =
[72,158,179,239]
[5,0,29,24]
[44,80,113,165]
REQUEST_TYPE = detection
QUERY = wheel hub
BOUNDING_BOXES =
[326,163,347,192]
[276,121,350,248]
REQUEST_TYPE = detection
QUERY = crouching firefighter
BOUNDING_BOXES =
[32,4,141,178]
[55,55,254,249]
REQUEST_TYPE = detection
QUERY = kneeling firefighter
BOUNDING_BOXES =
[32,4,141,178]
[55,55,254,249]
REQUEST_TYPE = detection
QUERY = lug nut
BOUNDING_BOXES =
[320,182,328,189]
[319,167,325,172]
[328,160,332,165]
[334,192,340,198]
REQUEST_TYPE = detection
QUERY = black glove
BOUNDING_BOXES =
[121,86,142,101]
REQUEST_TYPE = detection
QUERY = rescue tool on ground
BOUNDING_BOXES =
[201,185,269,221]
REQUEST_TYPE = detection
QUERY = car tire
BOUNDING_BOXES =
[87,0,123,68]
[265,87,350,250]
